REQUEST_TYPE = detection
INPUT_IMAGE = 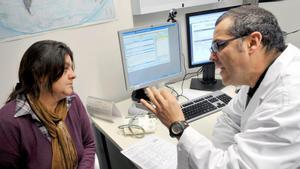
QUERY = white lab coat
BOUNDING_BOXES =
[177,44,300,169]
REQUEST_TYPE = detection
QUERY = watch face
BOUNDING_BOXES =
[169,121,189,138]
[171,123,184,135]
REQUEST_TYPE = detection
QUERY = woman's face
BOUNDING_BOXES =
[51,55,76,99]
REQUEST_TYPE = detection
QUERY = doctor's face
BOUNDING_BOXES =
[210,18,250,86]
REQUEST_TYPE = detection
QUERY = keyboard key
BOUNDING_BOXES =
[181,102,194,107]
[217,94,232,104]
[194,98,204,103]
[208,97,218,103]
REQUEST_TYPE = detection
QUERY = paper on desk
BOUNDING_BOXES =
[121,135,177,169]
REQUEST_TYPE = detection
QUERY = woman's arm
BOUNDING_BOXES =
[0,103,22,169]
[72,94,96,169]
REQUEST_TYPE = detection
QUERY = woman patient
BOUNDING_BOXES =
[0,40,96,169]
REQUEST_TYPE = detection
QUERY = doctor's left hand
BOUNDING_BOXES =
[140,87,185,128]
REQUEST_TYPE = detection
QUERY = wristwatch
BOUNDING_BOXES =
[169,121,189,138]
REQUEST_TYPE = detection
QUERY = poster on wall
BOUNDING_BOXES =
[0,0,116,42]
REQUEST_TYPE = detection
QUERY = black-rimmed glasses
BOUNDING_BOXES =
[210,36,245,53]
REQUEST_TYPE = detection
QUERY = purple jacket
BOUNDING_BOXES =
[0,93,96,169]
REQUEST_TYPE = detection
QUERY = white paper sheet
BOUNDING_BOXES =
[121,136,177,169]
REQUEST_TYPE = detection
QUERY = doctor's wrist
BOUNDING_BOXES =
[169,121,189,138]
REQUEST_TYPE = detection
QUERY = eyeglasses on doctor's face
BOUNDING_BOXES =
[210,36,246,54]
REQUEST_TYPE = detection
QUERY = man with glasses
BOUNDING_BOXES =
[141,5,300,169]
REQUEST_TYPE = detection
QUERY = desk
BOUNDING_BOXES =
[92,80,236,169]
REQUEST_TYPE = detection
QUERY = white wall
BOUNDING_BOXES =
[259,0,300,46]
[1,0,300,106]
[0,0,133,106]
[132,0,245,74]
[133,0,300,73]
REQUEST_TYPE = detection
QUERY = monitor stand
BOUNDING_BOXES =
[190,63,224,91]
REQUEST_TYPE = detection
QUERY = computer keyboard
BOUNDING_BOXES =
[181,90,232,122]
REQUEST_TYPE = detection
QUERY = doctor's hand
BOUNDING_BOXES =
[140,87,185,128]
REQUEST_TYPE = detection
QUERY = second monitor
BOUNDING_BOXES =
[186,6,240,91]
[118,22,184,96]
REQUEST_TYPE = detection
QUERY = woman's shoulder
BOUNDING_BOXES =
[0,100,20,131]
[0,100,17,119]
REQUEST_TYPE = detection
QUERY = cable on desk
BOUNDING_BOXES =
[118,113,157,138]
[178,66,203,98]
[165,83,179,96]
[165,53,204,101]
[118,116,146,138]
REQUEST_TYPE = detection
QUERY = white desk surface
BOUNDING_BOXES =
[92,80,236,151]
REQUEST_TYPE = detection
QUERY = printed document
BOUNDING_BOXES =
[121,136,177,169]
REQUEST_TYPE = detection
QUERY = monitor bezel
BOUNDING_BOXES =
[185,5,241,68]
[118,22,184,91]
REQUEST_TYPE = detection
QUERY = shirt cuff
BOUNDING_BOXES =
[177,126,210,168]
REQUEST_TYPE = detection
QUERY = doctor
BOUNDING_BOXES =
[141,5,300,169]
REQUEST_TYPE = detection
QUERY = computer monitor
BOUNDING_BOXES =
[118,22,183,97]
[186,6,240,91]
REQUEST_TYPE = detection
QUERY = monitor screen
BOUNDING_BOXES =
[185,6,240,91]
[118,22,183,91]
